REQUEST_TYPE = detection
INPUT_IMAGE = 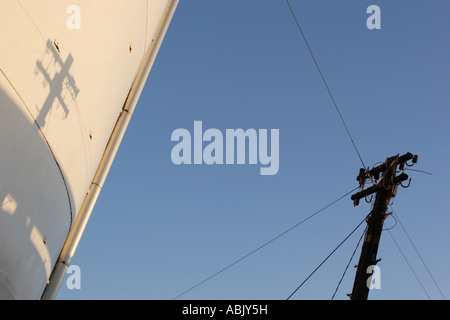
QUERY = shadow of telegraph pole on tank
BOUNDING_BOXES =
[35,39,79,127]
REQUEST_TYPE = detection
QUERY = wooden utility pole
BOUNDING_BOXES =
[349,153,417,300]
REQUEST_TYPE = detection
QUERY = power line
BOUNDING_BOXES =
[285,0,366,169]
[393,209,446,300]
[287,215,367,300]
[172,186,359,300]
[387,229,431,299]
[404,168,432,175]
[331,225,367,300]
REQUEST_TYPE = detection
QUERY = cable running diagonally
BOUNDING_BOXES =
[393,209,446,300]
[285,0,366,169]
[331,225,367,300]
[172,186,359,300]
[387,229,431,299]
[287,215,367,300]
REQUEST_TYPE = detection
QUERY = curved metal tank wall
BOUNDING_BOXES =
[0,0,170,299]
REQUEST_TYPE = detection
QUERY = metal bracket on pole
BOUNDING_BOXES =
[351,153,416,207]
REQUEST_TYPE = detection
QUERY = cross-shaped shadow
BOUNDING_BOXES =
[35,39,79,126]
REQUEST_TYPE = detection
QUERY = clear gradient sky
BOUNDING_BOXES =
[57,0,449,300]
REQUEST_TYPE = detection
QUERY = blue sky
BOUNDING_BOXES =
[57,0,449,299]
